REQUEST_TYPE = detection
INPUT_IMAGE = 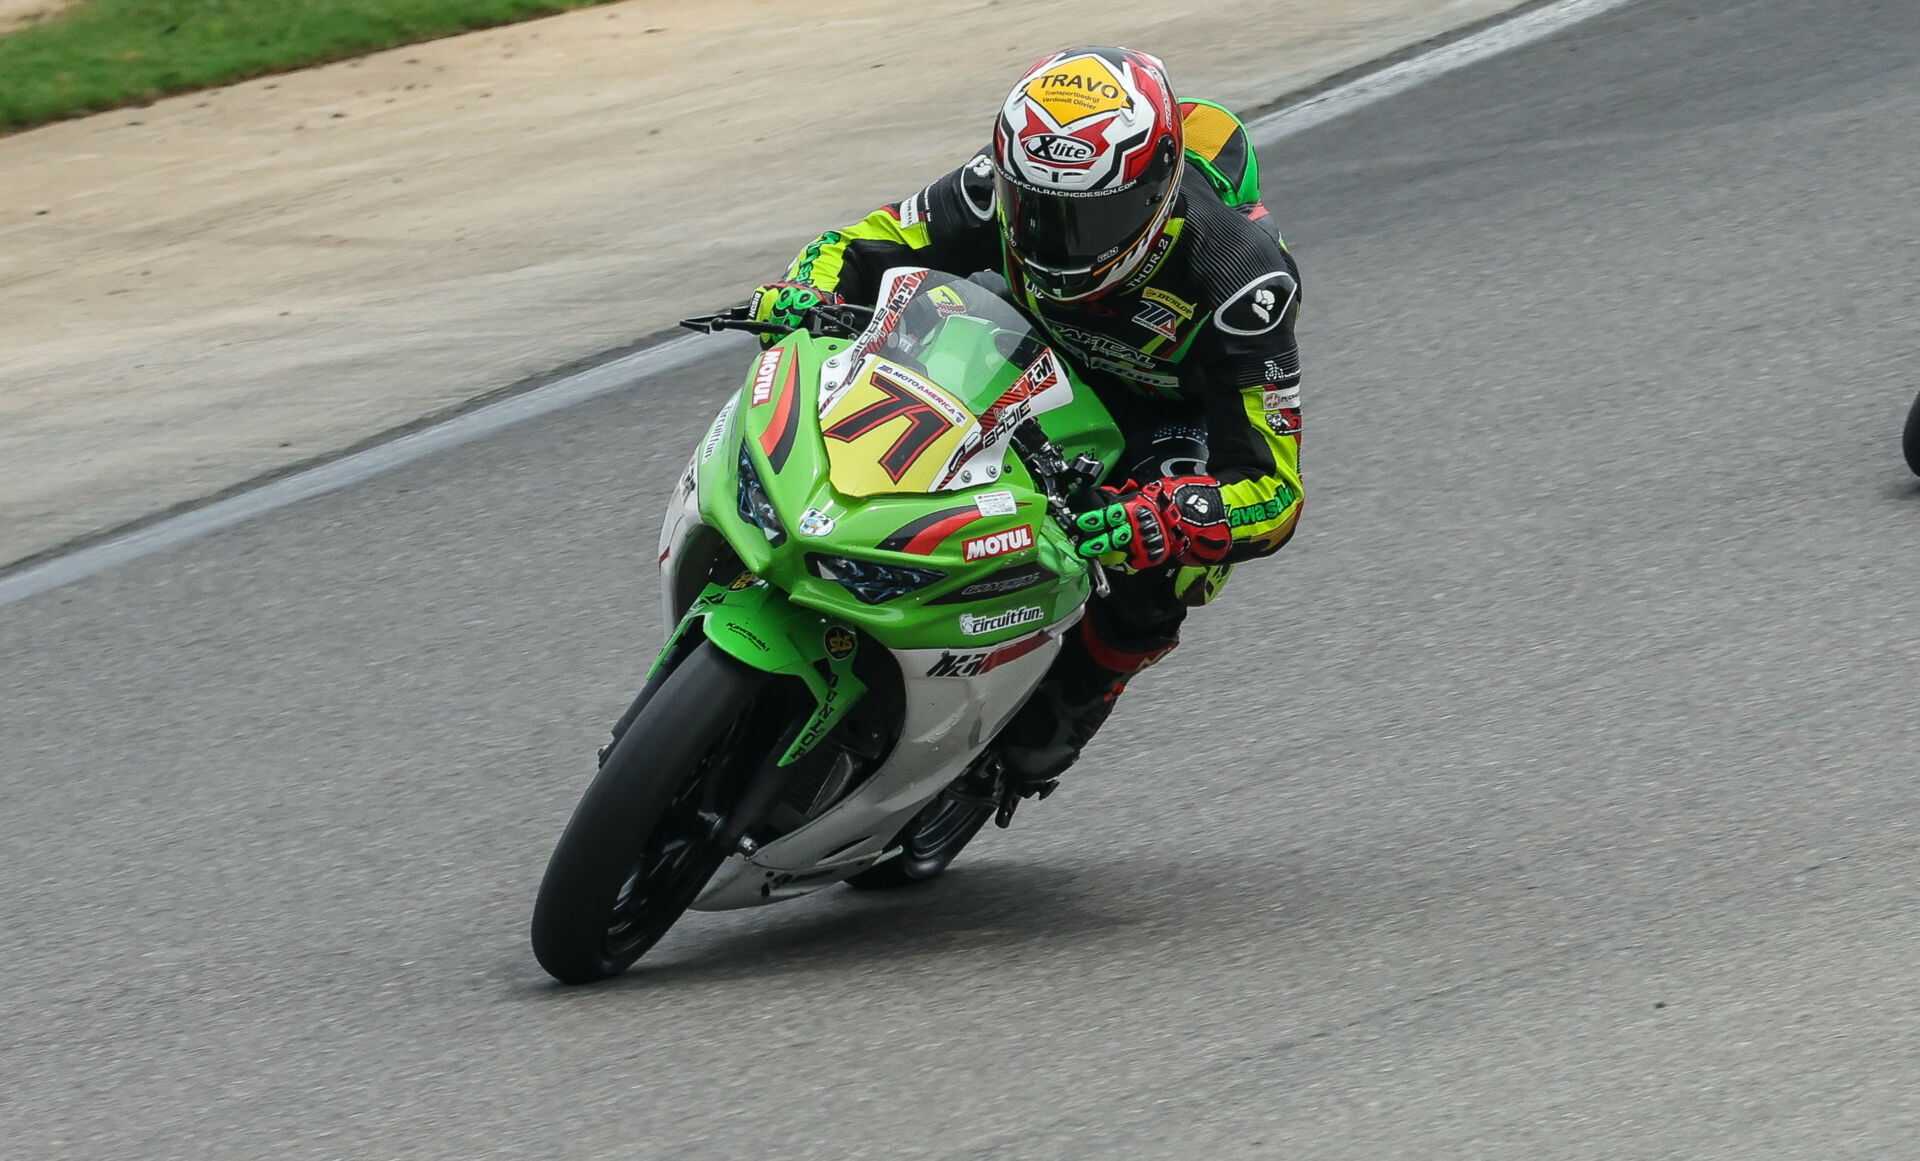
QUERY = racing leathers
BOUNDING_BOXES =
[778,128,1304,783]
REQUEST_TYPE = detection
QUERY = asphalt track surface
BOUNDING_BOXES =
[5,0,1919,1154]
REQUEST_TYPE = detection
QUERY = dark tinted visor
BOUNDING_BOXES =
[993,137,1179,297]
[995,176,1156,276]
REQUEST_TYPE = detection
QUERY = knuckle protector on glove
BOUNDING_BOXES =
[1143,476,1231,565]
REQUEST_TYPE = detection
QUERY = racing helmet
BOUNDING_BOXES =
[992,47,1184,302]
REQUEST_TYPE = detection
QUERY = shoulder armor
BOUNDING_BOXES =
[1214,269,1299,337]
[955,149,997,222]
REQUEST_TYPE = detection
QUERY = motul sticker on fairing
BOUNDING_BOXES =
[958,606,1045,636]
[961,525,1033,562]
[749,349,784,406]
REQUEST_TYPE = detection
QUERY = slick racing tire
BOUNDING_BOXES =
[845,794,994,890]
[532,641,775,984]
[1904,390,1920,477]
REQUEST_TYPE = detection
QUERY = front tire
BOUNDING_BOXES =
[531,641,774,983]
[1904,390,1920,477]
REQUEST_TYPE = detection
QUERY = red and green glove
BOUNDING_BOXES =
[1067,476,1232,571]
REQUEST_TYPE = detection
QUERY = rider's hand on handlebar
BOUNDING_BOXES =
[746,281,842,347]
[1066,477,1232,572]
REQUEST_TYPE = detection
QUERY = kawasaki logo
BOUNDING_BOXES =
[958,606,1045,636]
[962,525,1033,562]
[1227,486,1300,528]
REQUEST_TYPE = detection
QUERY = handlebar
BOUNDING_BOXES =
[1010,421,1111,599]
[679,302,875,341]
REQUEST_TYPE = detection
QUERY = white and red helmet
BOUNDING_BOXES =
[993,47,1184,302]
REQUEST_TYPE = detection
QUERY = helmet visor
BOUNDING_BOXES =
[994,142,1180,298]
[997,177,1155,275]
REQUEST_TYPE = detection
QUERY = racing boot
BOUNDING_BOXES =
[996,596,1181,799]
[995,679,1124,798]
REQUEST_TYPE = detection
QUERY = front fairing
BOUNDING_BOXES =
[686,270,1127,654]
[694,332,1087,651]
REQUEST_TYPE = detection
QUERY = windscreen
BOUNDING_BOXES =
[818,270,1074,496]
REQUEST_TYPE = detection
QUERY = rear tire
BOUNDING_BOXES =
[531,642,774,983]
[1904,390,1920,477]
[845,793,994,890]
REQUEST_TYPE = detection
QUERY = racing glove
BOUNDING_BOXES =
[746,281,841,346]
[1067,476,1232,571]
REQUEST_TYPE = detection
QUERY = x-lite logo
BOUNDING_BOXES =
[823,371,959,482]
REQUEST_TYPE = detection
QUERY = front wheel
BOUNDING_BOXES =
[1904,390,1920,477]
[531,641,776,983]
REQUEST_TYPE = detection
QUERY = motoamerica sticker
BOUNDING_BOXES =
[797,508,835,537]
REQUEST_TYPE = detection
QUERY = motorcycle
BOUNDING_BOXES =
[531,268,1125,983]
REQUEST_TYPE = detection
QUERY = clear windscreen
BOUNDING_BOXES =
[818,269,1075,495]
[827,271,1048,409]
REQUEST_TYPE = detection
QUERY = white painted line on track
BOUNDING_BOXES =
[0,331,749,608]
[1246,0,1639,144]
[0,0,1637,610]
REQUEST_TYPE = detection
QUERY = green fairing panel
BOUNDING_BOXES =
[685,579,866,765]
[682,271,1112,662]
[1034,365,1123,480]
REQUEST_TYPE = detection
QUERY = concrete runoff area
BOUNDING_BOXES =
[6,0,1920,1154]
[0,0,1524,569]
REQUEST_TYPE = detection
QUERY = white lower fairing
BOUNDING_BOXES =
[690,610,1082,910]
[657,443,709,636]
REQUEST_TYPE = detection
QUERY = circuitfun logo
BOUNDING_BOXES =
[958,606,1045,636]
[961,525,1033,562]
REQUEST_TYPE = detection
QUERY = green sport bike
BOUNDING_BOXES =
[531,268,1126,983]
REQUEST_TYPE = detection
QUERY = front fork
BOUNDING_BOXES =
[649,576,867,768]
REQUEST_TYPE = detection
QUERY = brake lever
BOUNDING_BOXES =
[1012,422,1111,599]
[1045,493,1112,599]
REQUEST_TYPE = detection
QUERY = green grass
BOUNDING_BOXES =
[0,0,618,132]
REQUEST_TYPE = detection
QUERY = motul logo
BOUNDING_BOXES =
[750,350,783,406]
[962,525,1033,562]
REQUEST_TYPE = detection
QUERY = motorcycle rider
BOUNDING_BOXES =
[748,47,1304,795]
